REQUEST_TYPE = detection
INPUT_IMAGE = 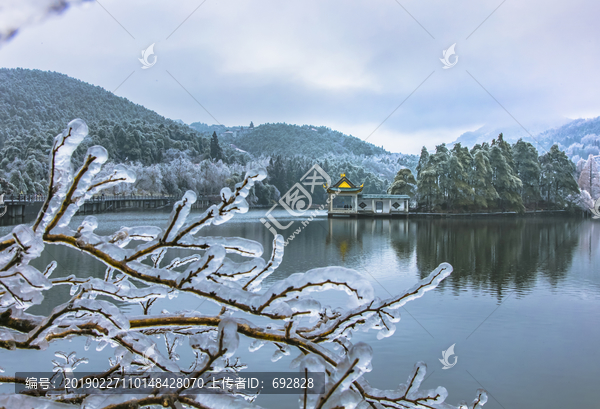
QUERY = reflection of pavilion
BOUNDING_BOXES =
[325,174,410,217]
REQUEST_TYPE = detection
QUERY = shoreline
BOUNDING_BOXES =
[0,206,586,228]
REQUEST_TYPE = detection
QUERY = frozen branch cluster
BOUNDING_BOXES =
[0,120,487,408]
[0,0,92,46]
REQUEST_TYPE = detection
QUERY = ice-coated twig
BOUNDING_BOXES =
[0,120,486,409]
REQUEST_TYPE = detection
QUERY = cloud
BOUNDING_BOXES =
[2,0,600,154]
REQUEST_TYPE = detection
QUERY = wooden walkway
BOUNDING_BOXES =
[1,194,222,218]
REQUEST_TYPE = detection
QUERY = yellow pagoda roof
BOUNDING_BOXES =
[326,173,364,194]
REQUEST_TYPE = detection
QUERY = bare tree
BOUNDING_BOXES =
[0,120,487,408]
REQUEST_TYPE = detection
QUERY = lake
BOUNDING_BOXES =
[1,209,598,409]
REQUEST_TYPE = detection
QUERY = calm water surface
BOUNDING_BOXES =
[1,210,598,409]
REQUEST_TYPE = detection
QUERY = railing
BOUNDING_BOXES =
[86,194,179,201]
[3,194,46,204]
[332,205,354,209]
[2,194,221,204]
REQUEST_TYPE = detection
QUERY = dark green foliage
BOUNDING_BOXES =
[226,123,388,159]
[429,144,451,207]
[416,146,429,180]
[0,68,259,193]
[266,156,288,195]
[388,168,417,196]
[0,68,173,148]
[416,166,439,211]
[539,145,580,207]
[251,181,280,205]
[210,131,223,161]
[470,144,498,208]
[413,135,578,212]
[512,139,541,207]
[447,143,474,209]
[486,134,524,212]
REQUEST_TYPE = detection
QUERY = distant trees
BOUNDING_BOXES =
[9,170,28,194]
[0,68,265,195]
[266,155,288,194]
[229,123,389,158]
[91,156,280,205]
[540,118,600,163]
[0,176,15,193]
[412,136,580,212]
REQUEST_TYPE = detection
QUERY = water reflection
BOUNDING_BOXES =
[323,216,583,300]
[2,211,596,409]
[0,212,589,311]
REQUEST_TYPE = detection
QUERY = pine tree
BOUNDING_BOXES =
[430,144,450,208]
[416,146,429,180]
[210,131,223,161]
[388,168,417,196]
[489,145,524,212]
[266,156,288,194]
[512,139,541,208]
[470,145,498,209]
[417,167,439,211]
[447,143,474,210]
[540,145,579,207]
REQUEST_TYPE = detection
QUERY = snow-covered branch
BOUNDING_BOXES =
[0,120,486,409]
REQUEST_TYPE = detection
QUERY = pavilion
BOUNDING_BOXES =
[325,174,410,217]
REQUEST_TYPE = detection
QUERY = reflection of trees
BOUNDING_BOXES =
[283,215,582,301]
[414,218,581,299]
[389,221,417,260]
[325,217,364,250]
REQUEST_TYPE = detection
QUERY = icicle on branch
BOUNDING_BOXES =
[0,120,487,409]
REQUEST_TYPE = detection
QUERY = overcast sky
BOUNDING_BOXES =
[1,0,599,154]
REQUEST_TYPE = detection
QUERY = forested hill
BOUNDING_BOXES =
[535,116,600,163]
[0,68,215,165]
[0,68,225,194]
[191,122,388,158]
[448,117,600,164]
[0,68,411,198]
[0,68,170,136]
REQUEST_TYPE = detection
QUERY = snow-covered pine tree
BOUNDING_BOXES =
[388,168,417,197]
[470,144,499,209]
[447,143,474,210]
[540,145,580,207]
[489,141,524,212]
[512,139,541,208]
[210,131,223,161]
